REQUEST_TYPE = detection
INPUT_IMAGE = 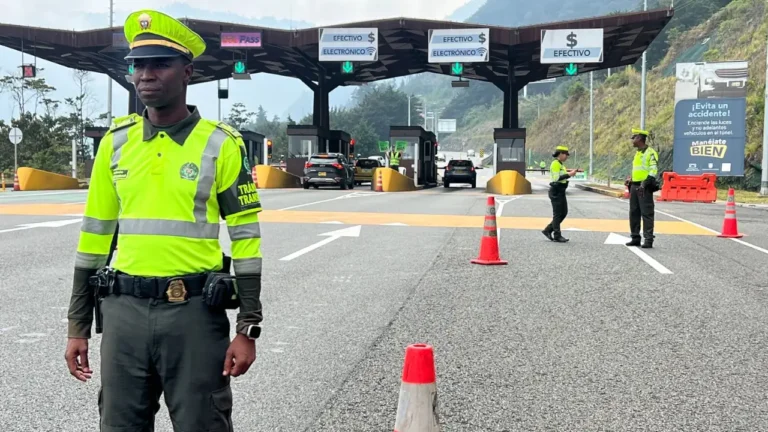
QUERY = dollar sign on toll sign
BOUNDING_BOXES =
[478,32,486,44]
[566,32,577,48]
[368,32,375,43]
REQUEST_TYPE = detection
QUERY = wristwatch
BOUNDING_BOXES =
[241,324,261,340]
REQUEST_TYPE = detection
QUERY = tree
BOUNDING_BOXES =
[224,103,255,129]
[0,69,57,117]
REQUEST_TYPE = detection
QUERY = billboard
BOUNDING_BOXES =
[673,61,748,176]
[437,119,456,133]
[220,32,262,48]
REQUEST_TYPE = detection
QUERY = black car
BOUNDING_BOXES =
[443,159,476,188]
[303,153,355,189]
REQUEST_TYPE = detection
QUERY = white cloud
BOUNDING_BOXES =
[5,0,470,29]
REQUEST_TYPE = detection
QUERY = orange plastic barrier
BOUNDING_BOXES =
[658,172,717,203]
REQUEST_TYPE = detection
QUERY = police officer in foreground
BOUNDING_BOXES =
[542,145,579,243]
[64,10,263,431]
[625,128,659,248]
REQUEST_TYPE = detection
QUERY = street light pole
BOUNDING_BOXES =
[640,0,647,129]
[107,0,114,125]
[589,71,594,177]
[761,36,768,195]
[408,95,411,126]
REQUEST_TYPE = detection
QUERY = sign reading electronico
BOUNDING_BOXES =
[220,32,262,48]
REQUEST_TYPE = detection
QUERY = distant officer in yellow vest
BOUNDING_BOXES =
[64,10,263,431]
[389,147,401,172]
[625,128,659,248]
[540,160,546,175]
[542,145,579,242]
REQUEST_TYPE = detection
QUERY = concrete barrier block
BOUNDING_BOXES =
[485,170,532,195]
[255,165,302,189]
[17,167,80,191]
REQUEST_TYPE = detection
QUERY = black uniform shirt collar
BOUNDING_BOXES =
[142,105,201,144]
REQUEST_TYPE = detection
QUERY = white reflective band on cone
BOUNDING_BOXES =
[394,382,440,432]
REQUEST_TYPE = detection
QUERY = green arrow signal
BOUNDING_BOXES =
[451,62,463,75]
[341,61,354,74]
[565,63,578,76]
[128,64,134,74]
[234,61,246,74]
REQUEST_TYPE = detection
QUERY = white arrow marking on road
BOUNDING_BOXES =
[279,225,361,261]
[604,233,673,274]
[0,218,82,234]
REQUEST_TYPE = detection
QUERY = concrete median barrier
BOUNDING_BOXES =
[255,165,302,189]
[485,170,531,195]
[17,167,80,191]
[380,167,416,192]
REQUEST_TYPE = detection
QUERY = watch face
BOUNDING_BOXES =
[247,325,261,339]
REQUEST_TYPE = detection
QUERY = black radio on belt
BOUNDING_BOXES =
[202,272,240,310]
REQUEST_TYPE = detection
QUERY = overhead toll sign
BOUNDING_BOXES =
[318,28,379,62]
[221,32,262,48]
[428,28,490,63]
[540,29,604,64]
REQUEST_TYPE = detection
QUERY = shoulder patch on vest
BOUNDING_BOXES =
[214,121,243,140]
[108,114,141,133]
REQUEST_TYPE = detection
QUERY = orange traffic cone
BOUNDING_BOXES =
[251,166,258,188]
[471,196,508,265]
[393,344,440,432]
[717,187,743,238]
[623,184,630,199]
[12,172,20,191]
[375,168,383,192]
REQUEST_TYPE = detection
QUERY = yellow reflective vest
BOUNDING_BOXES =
[390,150,401,165]
[75,113,263,277]
[631,147,659,182]
[550,159,568,185]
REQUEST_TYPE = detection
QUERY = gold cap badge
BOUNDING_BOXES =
[138,13,152,30]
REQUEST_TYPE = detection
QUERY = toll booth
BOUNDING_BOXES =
[286,125,327,177]
[493,128,527,177]
[241,131,266,167]
[327,130,353,162]
[389,126,438,188]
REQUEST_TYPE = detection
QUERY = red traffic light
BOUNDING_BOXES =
[350,139,355,145]
[21,65,36,78]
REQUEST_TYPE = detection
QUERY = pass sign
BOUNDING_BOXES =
[428,28,490,63]
[540,29,604,64]
[318,28,378,62]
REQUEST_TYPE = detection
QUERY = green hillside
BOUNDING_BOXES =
[526,0,766,189]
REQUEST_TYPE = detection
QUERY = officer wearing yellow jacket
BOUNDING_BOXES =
[542,145,579,243]
[64,10,262,431]
[625,128,659,248]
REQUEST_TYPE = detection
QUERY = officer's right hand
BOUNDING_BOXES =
[65,338,93,382]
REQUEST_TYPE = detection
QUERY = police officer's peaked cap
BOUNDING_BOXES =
[124,10,206,61]
[631,128,649,138]
[553,145,570,157]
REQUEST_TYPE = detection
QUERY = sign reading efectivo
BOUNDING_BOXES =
[318,28,379,62]
[540,29,604,64]
[428,28,490,63]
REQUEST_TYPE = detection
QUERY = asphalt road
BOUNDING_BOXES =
[1,176,768,431]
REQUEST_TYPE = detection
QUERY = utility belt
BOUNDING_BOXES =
[89,255,240,334]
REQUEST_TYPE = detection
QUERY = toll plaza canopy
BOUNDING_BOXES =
[0,7,673,128]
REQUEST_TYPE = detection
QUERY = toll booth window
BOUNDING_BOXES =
[390,137,417,159]
[497,139,525,162]
[289,136,316,158]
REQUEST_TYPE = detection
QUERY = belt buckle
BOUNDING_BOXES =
[166,278,188,302]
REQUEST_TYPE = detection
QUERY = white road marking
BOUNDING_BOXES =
[604,233,673,274]
[0,190,86,199]
[494,196,521,241]
[279,225,362,261]
[656,209,768,256]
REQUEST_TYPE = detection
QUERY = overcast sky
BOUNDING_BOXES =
[6,0,471,29]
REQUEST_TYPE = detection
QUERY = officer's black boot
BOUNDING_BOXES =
[552,232,569,243]
[641,239,653,249]
[625,236,641,247]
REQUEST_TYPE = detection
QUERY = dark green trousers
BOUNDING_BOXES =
[546,186,568,235]
[629,183,655,242]
[99,294,233,432]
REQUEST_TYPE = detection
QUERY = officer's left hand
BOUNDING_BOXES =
[223,334,256,377]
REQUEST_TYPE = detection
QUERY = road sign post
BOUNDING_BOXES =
[428,28,490,65]
[8,127,23,174]
[318,28,379,63]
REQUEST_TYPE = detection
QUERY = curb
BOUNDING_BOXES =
[574,183,624,198]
